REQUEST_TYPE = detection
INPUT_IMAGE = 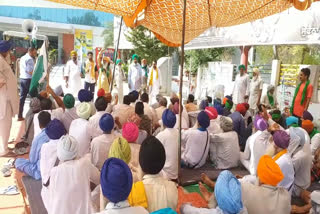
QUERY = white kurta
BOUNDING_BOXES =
[143,174,178,213]
[181,129,210,168]
[0,55,19,155]
[174,115,189,129]
[207,118,223,135]
[40,139,59,210]
[148,67,161,105]
[114,65,125,104]
[88,111,107,139]
[46,157,100,214]
[91,133,118,170]
[156,128,179,180]
[96,200,148,214]
[210,131,240,169]
[248,77,263,112]
[275,153,295,193]
[112,104,135,126]
[311,133,320,156]
[64,60,82,97]
[143,102,158,126]
[232,73,250,104]
[61,107,79,132]
[155,106,166,122]
[240,130,271,175]
[128,63,142,92]
[69,118,91,157]
[181,204,248,214]
[261,93,278,109]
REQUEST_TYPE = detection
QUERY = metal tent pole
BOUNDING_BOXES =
[110,16,123,92]
[178,0,187,184]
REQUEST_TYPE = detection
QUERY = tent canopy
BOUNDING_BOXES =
[45,0,318,46]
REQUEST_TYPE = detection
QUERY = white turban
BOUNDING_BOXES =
[220,116,233,132]
[267,85,275,92]
[76,102,92,120]
[57,135,78,162]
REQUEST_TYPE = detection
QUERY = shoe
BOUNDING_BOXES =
[1,166,12,177]
[17,117,25,121]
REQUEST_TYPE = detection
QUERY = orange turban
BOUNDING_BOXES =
[257,155,284,186]
[302,120,314,134]
[223,97,228,105]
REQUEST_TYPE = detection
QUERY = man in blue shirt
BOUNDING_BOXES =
[15,111,51,180]
[18,47,37,120]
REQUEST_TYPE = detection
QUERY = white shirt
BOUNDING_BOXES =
[207,118,223,135]
[19,53,34,79]
[143,174,178,213]
[88,111,107,139]
[40,139,59,211]
[311,133,320,156]
[210,131,240,169]
[47,157,100,214]
[91,133,118,170]
[128,63,142,92]
[181,129,210,168]
[292,148,312,194]
[69,118,91,157]
[34,109,64,139]
[143,102,157,126]
[64,60,82,97]
[275,152,295,193]
[155,106,166,121]
[148,67,161,104]
[156,128,179,180]
[240,130,271,175]
[181,204,248,214]
[96,200,148,214]
[248,77,263,111]
[174,115,189,129]
[232,73,250,104]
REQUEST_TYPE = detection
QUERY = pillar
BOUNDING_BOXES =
[57,33,63,64]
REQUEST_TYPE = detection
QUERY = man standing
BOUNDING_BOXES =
[248,68,263,115]
[84,51,98,97]
[64,50,82,98]
[232,64,250,105]
[148,60,161,105]
[0,40,19,156]
[114,59,125,103]
[19,47,37,120]
[128,54,142,92]
[291,68,313,118]
[141,58,148,91]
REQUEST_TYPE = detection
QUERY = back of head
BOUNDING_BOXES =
[99,113,114,133]
[257,155,284,186]
[38,111,51,129]
[141,93,149,103]
[162,109,176,128]
[123,95,130,105]
[197,111,210,129]
[45,119,66,140]
[109,137,131,164]
[302,120,314,134]
[272,130,290,149]
[139,136,166,174]
[220,116,233,132]
[57,135,78,162]
[30,97,41,113]
[95,96,108,111]
[286,116,299,127]
[301,67,311,79]
[187,94,195,103]
[135,101,144,116]
[63,94,75,109]
[214,170,243,213]
[40,98,52,110]
[131,90,139,102]
[159,97,167,107]
[100,158,133,203]
[206,96,212,105]
[76,102,92,120]
[236,104,247,116]
[199,100,208,110]
[225,99,233,110]
[122,122,139,143]
[78,89,93,102]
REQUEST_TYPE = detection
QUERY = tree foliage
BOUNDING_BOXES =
[67,12,101,26]
[255,45,320,65]
[101,21,114,48]
[125,26,176,63]
[185,48,236,74]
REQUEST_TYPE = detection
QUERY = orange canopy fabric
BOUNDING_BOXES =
[46,0,318,47]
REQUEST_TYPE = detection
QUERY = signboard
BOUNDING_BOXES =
[95,47,120,70]
[74,29,93,62]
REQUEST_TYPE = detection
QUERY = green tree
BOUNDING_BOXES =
[125,26,176,63]
[101,21,114,48]
[185,48,235,74]
[67,12,101,26]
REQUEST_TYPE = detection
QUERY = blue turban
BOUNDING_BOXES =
[286,116,299,127]
[197,111,210,129]
[131,90,139,100]
[78,89,93,102]
[199,100,208,110]
[225,95,233,101]
[162,109,176,128]
[45,119,66,140]
[99,113,114,132]
[100,158,133,203]
[0,40,12,53]
[215,170,243,214]
[150,208,177,214]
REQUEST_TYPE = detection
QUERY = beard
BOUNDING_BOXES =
[265,144,276,157]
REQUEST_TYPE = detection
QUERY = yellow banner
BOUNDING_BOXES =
[74,29,93,60]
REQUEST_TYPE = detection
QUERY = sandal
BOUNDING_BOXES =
[3,159,15,169]
[1,166,12,177]
[0,185,19,195]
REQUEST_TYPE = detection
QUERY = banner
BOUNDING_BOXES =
[74,29,93,62]
[95,47,120,69]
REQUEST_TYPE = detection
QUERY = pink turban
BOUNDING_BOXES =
[173,102,179,115]
[122,122,139,143]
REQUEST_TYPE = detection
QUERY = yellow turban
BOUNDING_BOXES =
[103,56,110,62]
[257,155,284,186]
[109,137,131,164]
[76,102,92,120]
[70,50,77,57]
